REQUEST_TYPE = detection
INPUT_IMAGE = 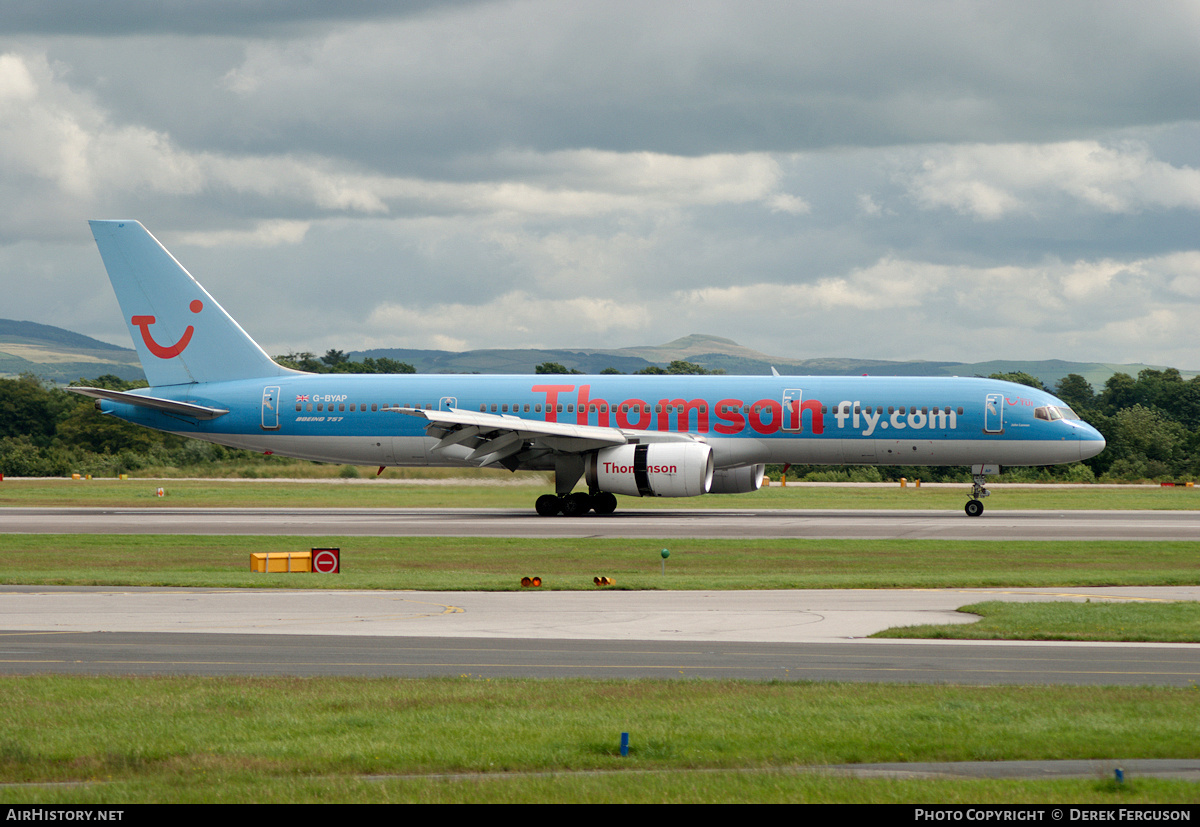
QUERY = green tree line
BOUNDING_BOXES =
[1,367,1198,481]
[0,373,200,477]
[274,350,416,374]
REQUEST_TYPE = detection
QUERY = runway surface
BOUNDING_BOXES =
[4,505,1200,539]
[2,586,1197,685]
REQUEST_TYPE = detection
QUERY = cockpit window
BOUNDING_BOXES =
[1035,405,1081,421]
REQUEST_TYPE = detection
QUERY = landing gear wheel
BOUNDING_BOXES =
[560,492,593,517]
[535,494,561,517]
[965,470,991,517]
[592,492,617,515]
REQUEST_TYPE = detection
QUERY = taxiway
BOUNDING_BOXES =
[4,506,1200,540]
[1,586,1197,685]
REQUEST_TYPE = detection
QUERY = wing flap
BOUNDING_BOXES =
[393,406,628,462]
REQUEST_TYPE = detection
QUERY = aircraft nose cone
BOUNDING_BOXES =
[1079,424,1106,461]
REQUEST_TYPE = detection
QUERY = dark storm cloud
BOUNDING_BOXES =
[0,1,486,36]
[176,0,1200,164]
[23,1,1199,176]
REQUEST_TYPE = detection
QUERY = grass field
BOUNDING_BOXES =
[2,534,1199,590]
[2,476,1199,510]
[875,600,1200,642]
[2,677,1198,804]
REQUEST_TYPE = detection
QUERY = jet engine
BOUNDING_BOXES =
[708,464,765,494]
[585,442,713,497]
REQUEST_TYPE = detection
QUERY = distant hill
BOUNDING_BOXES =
[351,333,1195,391]
[4,320,1192,393]
[0,319,132,352]
[0,319,144,384]
[348,347,655,376]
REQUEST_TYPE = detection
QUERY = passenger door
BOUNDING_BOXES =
[984,393,1004,434]
[261,386,280,430]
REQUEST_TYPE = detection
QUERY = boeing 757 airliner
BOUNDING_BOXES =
[71,221,1106,517]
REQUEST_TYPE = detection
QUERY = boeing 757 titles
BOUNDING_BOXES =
[71,221,1106,517]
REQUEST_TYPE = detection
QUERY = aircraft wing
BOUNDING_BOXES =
[393,406,634,467]
[68,387,230,420]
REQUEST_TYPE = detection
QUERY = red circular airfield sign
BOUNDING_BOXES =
[312,548,340,574]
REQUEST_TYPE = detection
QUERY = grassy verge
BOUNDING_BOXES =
[9,775,1195,805]
[2,535,1199,590]
[2,477,1199,510]
[875,600,1200,642]
[2,677,1198,804]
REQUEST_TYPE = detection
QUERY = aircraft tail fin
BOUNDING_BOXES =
[89,220,292,387]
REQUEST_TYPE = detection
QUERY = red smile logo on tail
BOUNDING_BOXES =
[131,300,203,358]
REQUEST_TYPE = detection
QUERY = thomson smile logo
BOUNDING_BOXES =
[131,300,203,358]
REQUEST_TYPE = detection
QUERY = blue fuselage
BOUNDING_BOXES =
[102,373,1106,470]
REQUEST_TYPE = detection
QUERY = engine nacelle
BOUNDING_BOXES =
[585,442,713,498]
[708,464,765,494]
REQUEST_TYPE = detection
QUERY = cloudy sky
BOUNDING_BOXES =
[2,1,1199,368]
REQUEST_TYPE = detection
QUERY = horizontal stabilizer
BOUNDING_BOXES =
[68,387,229,420]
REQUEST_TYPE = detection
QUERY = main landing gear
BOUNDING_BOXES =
[535,491,618,517]
[964,465,996,517]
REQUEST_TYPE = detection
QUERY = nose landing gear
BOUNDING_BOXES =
[965,464,997,517]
